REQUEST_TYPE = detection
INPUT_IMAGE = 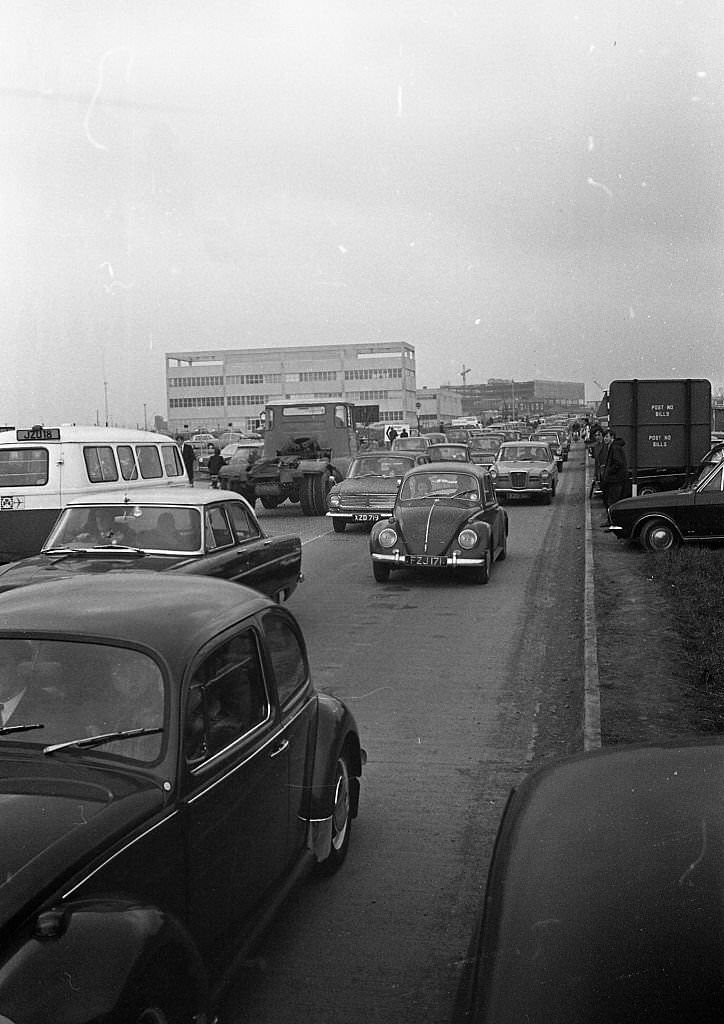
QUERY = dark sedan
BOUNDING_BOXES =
[0,574,364,1024]
[369,462,508,584]
[453,737,724,1024]
[426,443,472,462]
[326,451,427,532]
[607,450,724,550]
[0,488,302,602]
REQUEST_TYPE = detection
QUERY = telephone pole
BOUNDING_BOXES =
[460,364,471,385]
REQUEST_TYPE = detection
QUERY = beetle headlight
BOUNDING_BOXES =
[458,528,478,549]
[378,528,398,548]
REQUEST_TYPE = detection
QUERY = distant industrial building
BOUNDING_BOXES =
[414,387,463,432]
[447,379,586,422]
[165,342,419,435]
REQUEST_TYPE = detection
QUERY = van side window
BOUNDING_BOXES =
[0,448,49,487]
[161,444,185,478]
[136,445,163,479]
[84,446,119,483]
[117,446,139,481]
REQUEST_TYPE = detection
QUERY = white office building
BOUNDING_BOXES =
[166,342,418,435]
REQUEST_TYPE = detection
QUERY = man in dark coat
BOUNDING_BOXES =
[176,435,196,485]
[601,429,628,510]
[207,446,224,489]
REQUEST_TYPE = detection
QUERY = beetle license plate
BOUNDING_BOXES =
[353,513,381,522]
[407,554,445,567]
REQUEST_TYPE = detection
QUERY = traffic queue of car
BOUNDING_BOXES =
[7,418,718,1023]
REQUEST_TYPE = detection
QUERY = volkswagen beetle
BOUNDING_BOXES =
[0,574,364,1024]
[369,462,508,584]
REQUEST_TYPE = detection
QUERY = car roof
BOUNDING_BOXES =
[0,574,272,668]
[61,487,247,508]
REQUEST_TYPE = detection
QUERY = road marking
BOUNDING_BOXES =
[583,451,602,749]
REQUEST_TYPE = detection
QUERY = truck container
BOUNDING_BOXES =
[608,378,711,495]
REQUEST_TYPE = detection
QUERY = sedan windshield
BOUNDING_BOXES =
[45,505,202,553]
[0,639,165,761]
[348,456,414,479]
[499,446,550,462]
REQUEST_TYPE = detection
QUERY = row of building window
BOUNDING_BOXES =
[344,368,402,380]
[169,375,225,387]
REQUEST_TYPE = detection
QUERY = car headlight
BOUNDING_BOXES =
[458,528,478,549]
[378,527,398,548]
[489,466,498,477]
[328,493,340,508]
[541,470,550,480]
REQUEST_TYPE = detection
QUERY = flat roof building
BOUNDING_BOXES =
[165,342,418,435]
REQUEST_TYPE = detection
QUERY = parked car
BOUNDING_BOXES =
[607,448,724,551]
[390,436,432,451]
[0,488,302,602]
[219,438,264,464]
[326,451,427,532]
[452,737,724,1024]
[369,462,508,584]
[490,442,559,503]
[0,574,364,1024]
[426,443,472,462]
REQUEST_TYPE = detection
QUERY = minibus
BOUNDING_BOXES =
[0,424,189,562]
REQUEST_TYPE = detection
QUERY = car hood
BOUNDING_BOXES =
[0,553,193,593]
[335,477,401,496]
[611,490,693,515]
[395,501,473,553]
[0,754,164,931]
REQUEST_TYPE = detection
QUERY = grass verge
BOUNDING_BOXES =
[652,547,724,698]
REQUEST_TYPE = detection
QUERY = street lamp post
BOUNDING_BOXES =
[415,401,421,434]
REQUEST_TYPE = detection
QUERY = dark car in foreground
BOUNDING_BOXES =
[0,574,364,1024]
[607,447,724,551]
[326,451,427,531]
[453,737,724,1024]
[0,488,302,602]
[369,462,507,584]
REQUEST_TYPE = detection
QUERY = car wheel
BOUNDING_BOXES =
[472,549,491,584]
[260,496,282,509]
[316,752,352,875]
[542,491,553,505]
[373,561,390,582]
[557,461,563,472]
[640,518,679,552]
[332,518,346,533]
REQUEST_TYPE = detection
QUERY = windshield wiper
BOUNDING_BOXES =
[43,545,146,557]
[43,727,163,755]
[0,722,44,735]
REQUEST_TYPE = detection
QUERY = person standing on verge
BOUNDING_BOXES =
[177,435,196,486]
[207,446,224,489]
[600,428,628,515]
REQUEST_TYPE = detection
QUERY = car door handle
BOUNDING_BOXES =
[270,738,289,758]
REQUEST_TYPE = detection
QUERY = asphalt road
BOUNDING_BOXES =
[219,448,588,1024]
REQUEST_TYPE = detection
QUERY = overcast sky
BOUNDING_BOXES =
[2,0,722,427]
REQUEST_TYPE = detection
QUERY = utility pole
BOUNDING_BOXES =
[460,364,471,384]
[104,380,109,427]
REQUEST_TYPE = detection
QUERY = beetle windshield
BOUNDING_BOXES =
[399,472,480,501]
[45,505,202,553]
[0,639,166,762]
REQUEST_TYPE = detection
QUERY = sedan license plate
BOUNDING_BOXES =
[407,554,445,567]
[353,513,381,522]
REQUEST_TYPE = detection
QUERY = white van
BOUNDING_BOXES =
[0,424,189,562]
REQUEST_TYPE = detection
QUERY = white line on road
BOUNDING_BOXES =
[583,452,602,749]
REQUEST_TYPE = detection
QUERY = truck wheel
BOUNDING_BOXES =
[640,518,679,552]
[299,476,316,515]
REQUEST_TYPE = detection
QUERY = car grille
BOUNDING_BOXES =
[510,471,528,489]
[339,493,393,511]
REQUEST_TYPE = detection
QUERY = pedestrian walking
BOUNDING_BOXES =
[176,435,196,485]
[600,428,628,512]
[386,425,398,446]
[207,446,224,489]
